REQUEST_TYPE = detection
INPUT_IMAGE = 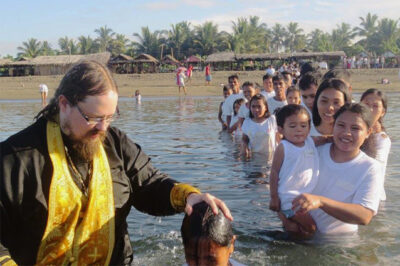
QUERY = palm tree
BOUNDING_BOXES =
[376,18,400,54]
[110,34,130,55]
[285,22,305,52]
[355,13,379,53]
[58,37,78,55]
[40,41,55,56]
[17,38,42,58]
[133,26,167,58]
[193,21,222,56]
[168,22,190,60]
[271,23,287,52]
[78,35,96,54]
[95,25,115,52]
[331,23,356,50]
[229,16,266,53]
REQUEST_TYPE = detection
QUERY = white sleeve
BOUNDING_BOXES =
[238,105,247,118]
[241,119,250,136]
[352,163,383,215]
[222,97,233,117]
[374,134,391,165]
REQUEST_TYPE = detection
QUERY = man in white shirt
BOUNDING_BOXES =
[260,74,275,99]
[222,74,244,129]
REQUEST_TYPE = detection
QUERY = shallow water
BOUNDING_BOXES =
[1,93,399,265]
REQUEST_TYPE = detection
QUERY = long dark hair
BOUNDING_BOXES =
[249,94,270,119]
[312,78,351,126]
[334,103,376,157]
[35,60,118,121]
[360,88,387,131]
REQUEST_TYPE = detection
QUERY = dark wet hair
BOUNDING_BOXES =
[272,73,285,82]
[276,104,310,128]
[233,98,245,115]
[360,88,388,130]
[249,94,270,119]
[242,81,255,88]
[35,60,118,121]
[228,74,239,82]
[334,103,376,157]
[298,71,321,91]
[286,86,300,97]
[181,202,233,247]
[262,73,273,81]
[223,85,232,92]
[312,78,351,126]
[300,61,320,77]
[323,68,351,85]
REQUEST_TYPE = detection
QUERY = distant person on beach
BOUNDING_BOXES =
[205,64,212,85]
[218,85,233,130]
[177,69,187,95]
[181,202,243,266]
[134,89,142,104]
[360,89,391,201]
[186,64,193,83]
[291,103,383,235]
[270,105,318,239]
[0,61,232,265]
[241,94,278,160]
[39,83,49,106]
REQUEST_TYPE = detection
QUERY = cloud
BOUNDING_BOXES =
[144,1,178,10]
[182,0,215,8]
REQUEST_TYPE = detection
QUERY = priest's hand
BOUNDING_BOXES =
[185,193,233,221]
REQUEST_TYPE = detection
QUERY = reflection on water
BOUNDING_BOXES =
[1,94,400,265]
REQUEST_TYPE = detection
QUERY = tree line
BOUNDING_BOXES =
[4,13,400,61]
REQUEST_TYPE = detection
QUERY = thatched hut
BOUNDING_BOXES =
[205,51,235,70]
[0,59,12,76]
[133,53,159,73]
[4,52,111,76]
[185,55,202,70]
[162,55,180,66]
[109,54,134,74]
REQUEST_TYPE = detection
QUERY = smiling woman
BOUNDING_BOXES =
[310,78,352,136]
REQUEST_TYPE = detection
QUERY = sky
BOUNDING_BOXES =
[1,0,400,57]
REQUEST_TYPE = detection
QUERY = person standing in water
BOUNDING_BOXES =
[39,83,49,107]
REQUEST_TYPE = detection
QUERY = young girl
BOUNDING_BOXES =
[237,81,257,127]
[310,78,351,136]
[228,98,245,135]
[360,88,391,201]
[134,89,141,104]
[269,104,318,239]
[177,69,187,94]
[286,86,301,105]
[218,85,233,130]
[241,94,278,160]
[291,103,383,235]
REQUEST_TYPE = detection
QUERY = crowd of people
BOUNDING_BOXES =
[219,63,391,239]
[0,59,392,265]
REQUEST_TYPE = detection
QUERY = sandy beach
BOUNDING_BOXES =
[0,68,398,100]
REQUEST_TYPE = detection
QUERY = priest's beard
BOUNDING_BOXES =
[61,120,106,161]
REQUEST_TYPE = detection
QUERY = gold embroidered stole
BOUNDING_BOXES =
[36,121,115,265]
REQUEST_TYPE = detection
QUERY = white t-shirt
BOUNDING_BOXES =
[220,101,228,123]
[136,94,142,103]
[309,123,323,137]
[261,90,275,100]
[238,104,250,119]
[371,132,391,201]
[39,84,48,93]
[278,136,319,210]
[267,97,287,114]
[241,116,278,159]
[310,143,382,234]
[222,92,245,118]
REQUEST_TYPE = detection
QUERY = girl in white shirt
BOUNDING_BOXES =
[269,104,318,239]
[241,94,278,160]
[228,98,245,137]
[360,88,391,201]
[292,103,383,235]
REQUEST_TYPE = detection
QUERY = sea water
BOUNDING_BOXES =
[0,93,399,265]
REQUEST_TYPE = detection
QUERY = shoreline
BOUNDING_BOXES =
[0,69,399,100]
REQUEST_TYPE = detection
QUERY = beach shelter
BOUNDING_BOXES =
[0,58,12,76]
[109,54,134,74]
[205,51,236,70]
[382,51,396,58]
[133,53,159,73]
[161,55,180,66]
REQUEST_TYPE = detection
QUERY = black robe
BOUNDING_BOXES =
[0,117,179,265]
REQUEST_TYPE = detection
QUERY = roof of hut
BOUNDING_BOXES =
[134,53,159,63]
[162,54,180,65]
[235,53,290,61]
[0,58,12,65]
[110,54,134,63]
[290,51,345,59]
[185,55,201,63]
[205,51,235,63]
[7,52,111,66]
